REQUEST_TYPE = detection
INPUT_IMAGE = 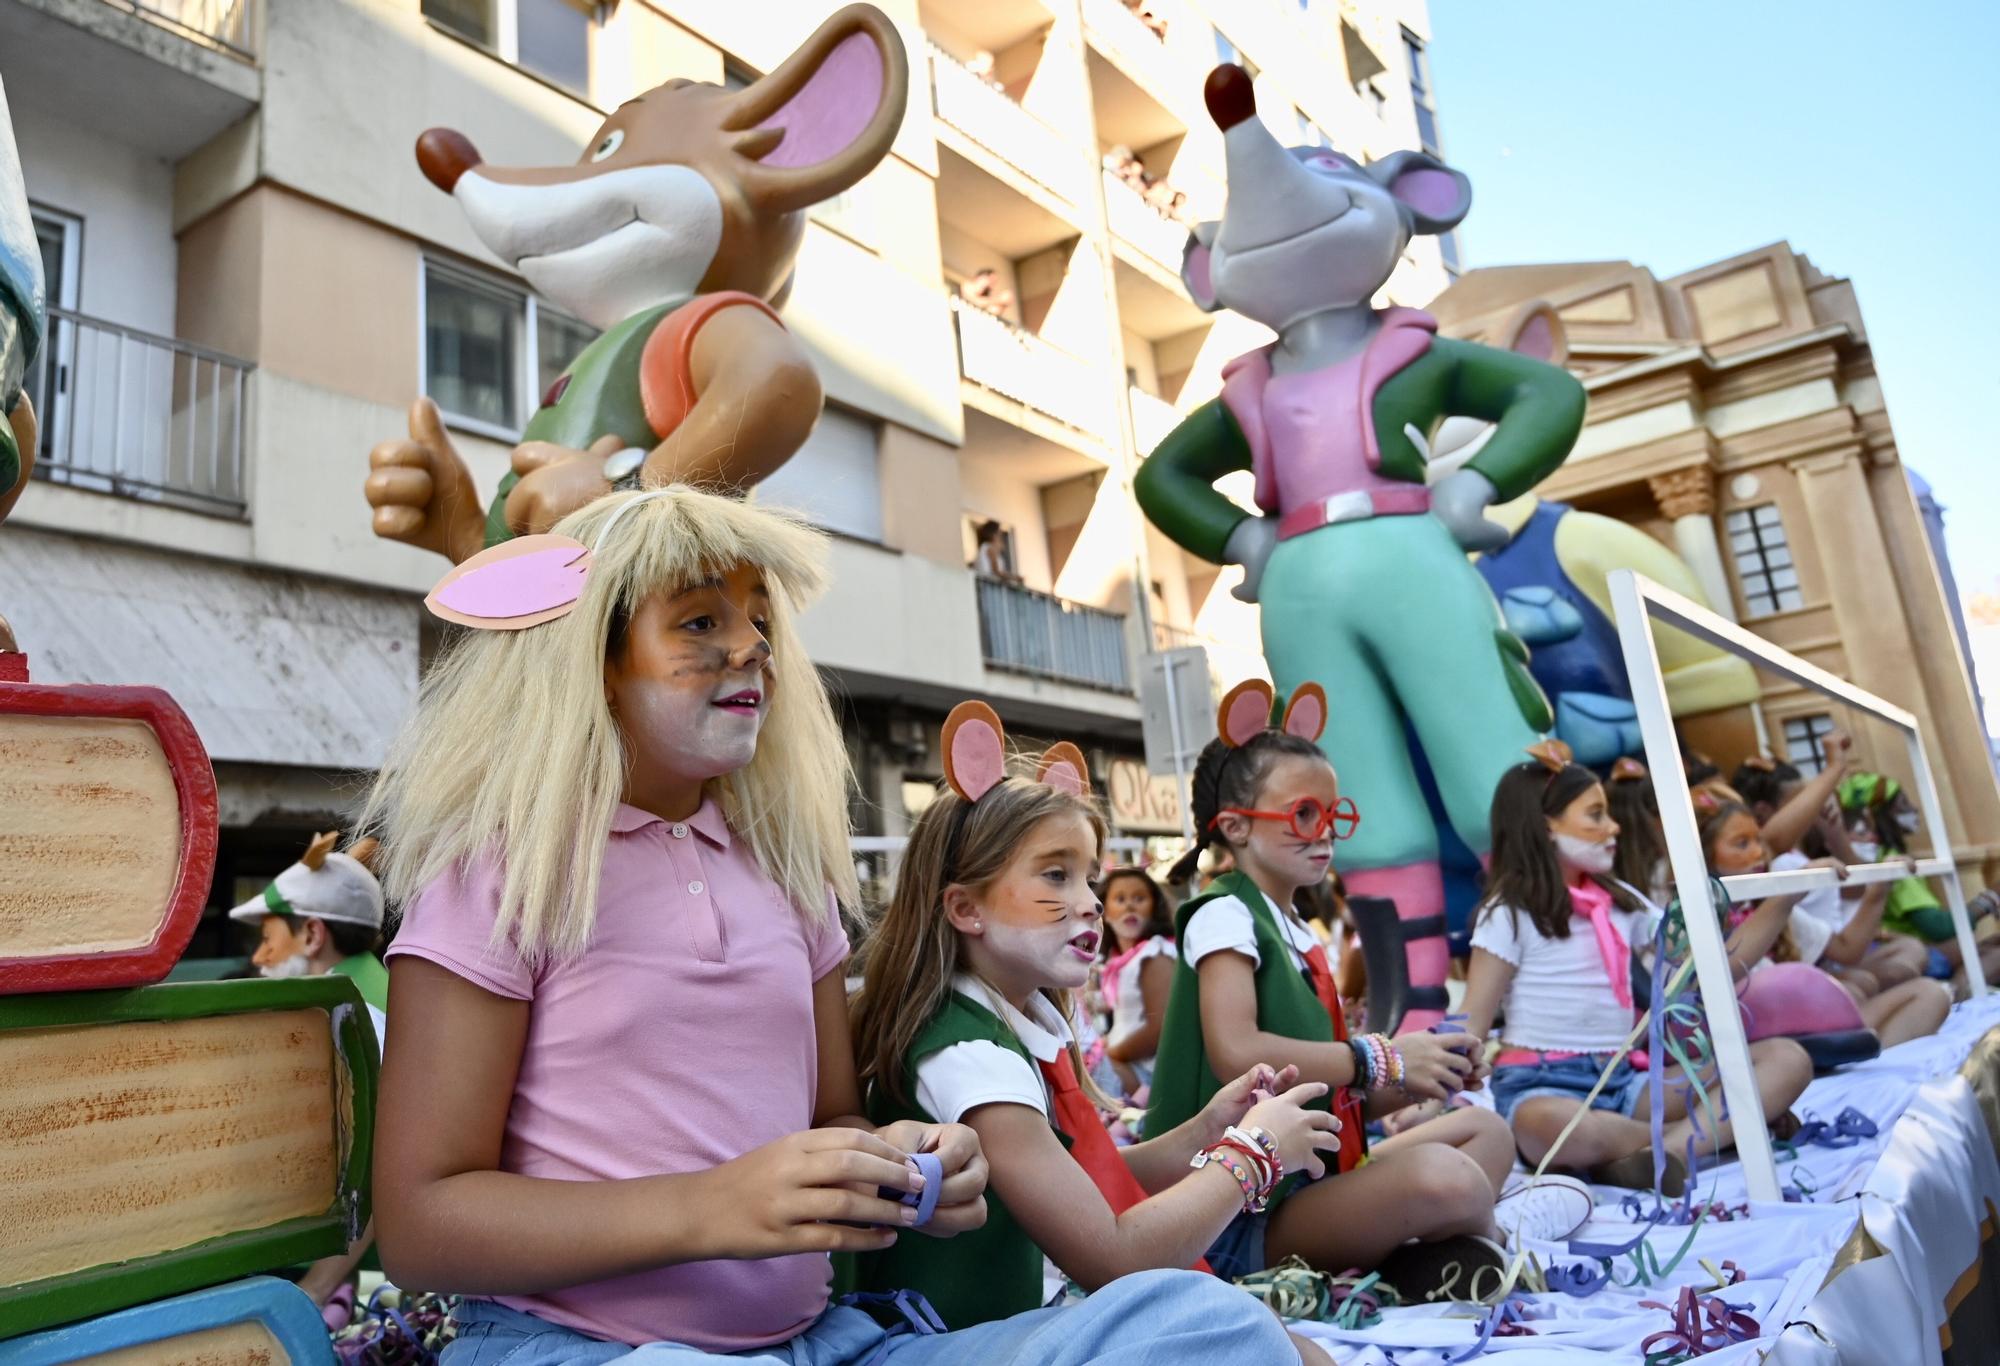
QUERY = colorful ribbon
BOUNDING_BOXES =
[1638,1286,1760,1364]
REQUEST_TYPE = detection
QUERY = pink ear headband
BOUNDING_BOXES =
[940,700,1090,803]
[424,488,676,631]
[1215,678,1328,750]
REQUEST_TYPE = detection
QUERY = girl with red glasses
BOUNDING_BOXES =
[1147,681,1589,1303]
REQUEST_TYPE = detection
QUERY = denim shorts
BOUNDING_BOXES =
[1488,1051,1648,1120]
[1202,1207,1269,1281]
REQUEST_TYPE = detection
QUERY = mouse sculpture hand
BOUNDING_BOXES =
[1225,514,1281,604]
[366,398,488,565]
[502,434,627,539]
[1431,469,1509,553]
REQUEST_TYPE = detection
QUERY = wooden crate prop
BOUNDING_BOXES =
[0,977,376,1338]
[1,1275,335,1365]
[0,681,218,993]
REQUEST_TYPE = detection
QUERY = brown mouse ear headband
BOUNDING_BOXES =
[1525,738,1574,777]
[1610,756,1649,783]
[1217,679,1327,748]
[941,701,1091,803]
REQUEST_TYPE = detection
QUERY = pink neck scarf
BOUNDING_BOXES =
[1570,877,1632,1010]
[1100,938,1151,1008]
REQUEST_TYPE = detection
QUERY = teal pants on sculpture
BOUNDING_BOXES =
[1259,513,1540,870]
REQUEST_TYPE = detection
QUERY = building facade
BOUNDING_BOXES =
[1431,246,2000,886]
[0,0,1450,937]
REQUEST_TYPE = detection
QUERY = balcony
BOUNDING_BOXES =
[1128,385,1181,455]
[929,41,1091,212]
[1079,0,1184,118]
[952,296,1116,441]
[28,306,252,517]
[977,575,1132,692]
[0,0,260,159]
[1103,170,1191,277]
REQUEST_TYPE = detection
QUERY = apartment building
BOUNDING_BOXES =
[1432,247,2000,884]
[0,0,1450,935]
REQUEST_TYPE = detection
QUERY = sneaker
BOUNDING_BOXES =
[1494,1173,1595,1248]
[1376,1233,1509,1305]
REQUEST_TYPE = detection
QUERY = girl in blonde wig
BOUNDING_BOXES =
[360,488,854,964]
[367,487,1290,1365]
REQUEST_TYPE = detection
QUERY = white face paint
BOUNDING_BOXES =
[961,811,1103,1000]
[617,675,765,784]
[1851,837,1881,862]
[1895,809,1921,834]
[1553,832,1617,876]
[260,952,313,980]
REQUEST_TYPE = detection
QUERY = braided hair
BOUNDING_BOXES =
[1166,728,1328,884]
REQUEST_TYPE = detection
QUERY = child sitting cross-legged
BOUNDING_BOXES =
[852,702,1340,1363]
[1462,743,1814,1197]
[1144,682,1595,1302]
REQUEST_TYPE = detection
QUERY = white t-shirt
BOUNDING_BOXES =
[1182,890,1322,974]
[1107,936,1178,1059]
[1769,850,1846,967]
[914,975,1072,1123]
[1471,889,1662,1052]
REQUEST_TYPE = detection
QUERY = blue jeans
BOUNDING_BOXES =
[443,1271,1294,1364]
[1488,1051,1648,1120]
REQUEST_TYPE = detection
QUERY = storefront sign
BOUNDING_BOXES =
[1108,757,1184,833]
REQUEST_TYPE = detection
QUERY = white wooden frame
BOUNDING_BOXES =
[1609,569,1986,1202]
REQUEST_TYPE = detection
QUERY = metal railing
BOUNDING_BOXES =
[976,575,1133,693]
[116,0,256,58]
[1103,170,1192,275]
[29,306,253,517]
[1128,385,1181,456]
[952,297,1115,438]
[928,42,1090,207]
[1080,0,1180,102]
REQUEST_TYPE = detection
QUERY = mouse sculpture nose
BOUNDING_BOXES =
[416,128,483,192]
[1204,64,1257,131]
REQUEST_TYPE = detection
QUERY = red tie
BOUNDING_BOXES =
[1039,1051,1212,1273]
[1302,944,1368,1173]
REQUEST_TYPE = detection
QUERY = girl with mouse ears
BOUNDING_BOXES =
[359,488,1293,1366]
[1146,682,1595,1304]
[851,702,1339,1365]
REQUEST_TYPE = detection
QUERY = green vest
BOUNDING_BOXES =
[859,992,1048,1329]
[1146,872,1340,1143]
[482,302,675,548]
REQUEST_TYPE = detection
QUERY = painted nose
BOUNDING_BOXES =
[1205,64,1257,131]
[416,128,483,192]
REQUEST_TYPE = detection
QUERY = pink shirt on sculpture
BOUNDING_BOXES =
[385,799,850,1351]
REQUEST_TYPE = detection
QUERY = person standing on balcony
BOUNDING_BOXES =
[960,269,1014,320]
[972,519,1019,583]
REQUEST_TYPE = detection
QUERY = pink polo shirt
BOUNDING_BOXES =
[385,799,850,1350]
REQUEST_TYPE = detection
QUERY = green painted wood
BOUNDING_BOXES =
[0,977,378,1339]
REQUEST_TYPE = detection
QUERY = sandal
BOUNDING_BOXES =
[1589,1148,1688,1198]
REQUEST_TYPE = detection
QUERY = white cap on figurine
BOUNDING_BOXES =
[229,831,385,930]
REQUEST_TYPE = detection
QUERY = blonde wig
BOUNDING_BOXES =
[360,487,856,964]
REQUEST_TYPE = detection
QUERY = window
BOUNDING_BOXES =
[1783,714,1837,775]
[422,259,599,437]
[24,206,79,462]
[754,406,884,542]
[421,0,594,97]
[1725,503,1805,616]
[1402,26,1440,155]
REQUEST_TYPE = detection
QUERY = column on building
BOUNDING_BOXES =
[1647,465,1738,622]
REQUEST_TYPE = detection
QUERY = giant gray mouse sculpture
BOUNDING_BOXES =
[1135,64,1586,1028]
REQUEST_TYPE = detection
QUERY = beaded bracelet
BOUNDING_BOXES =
[1192,1141,1276,1212]
[1348,1038,1373,1087]
[1214,1137,1278,1189]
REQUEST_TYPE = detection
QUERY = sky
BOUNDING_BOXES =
[1426,0,2000,599]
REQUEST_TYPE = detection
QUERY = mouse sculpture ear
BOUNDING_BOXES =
[1280,683,1327,743]
[1180,222,1223,313]
[1499,301,1567,368]
[1036,742,1090,797]
[942,701,1008,803]
[726,3,911,215]
[1367,149,1471,235]
[300,831,339,872]
[1217,679,1276,749]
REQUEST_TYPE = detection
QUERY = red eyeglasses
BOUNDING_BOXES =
[1210,795,1361,843]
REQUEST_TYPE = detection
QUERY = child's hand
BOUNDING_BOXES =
[1379,1097,1446,1136]
[1805,855,1850,878]
[1198,1063,1301,1143]
[1241,1082,1342,1179]
[870,1120,989,1238]
[698,1129,927,1259]
[1823,731,1855,776]
[1390,1030,1478,1102]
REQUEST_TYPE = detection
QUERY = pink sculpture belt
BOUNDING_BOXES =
[1276,485,1433,540]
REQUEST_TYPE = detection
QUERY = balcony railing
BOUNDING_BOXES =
[928,42,1090,208]
[952,297,1115,438]
[1103,171,1193,276]
[119,0,255,59]
[28,306,253,517]
[1080,0,1181,106]
[977,575,1133,693]
[1128,385,1182,456]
